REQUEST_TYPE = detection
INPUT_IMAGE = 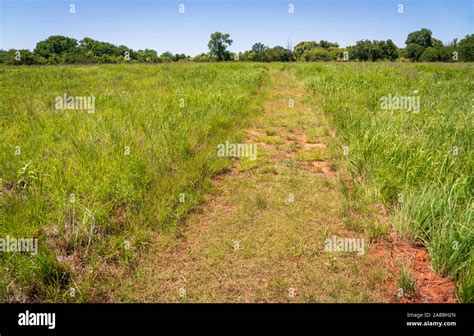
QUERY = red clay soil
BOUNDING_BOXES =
[372,230,457,303]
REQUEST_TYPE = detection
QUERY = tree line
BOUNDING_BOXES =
[1,28,472,65]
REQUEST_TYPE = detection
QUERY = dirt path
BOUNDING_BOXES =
[120,69,456,303]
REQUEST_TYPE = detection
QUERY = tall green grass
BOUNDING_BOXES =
[297,63,473,302]
[0,63,267,301]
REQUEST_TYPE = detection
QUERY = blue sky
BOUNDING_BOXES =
[1,0,472,55]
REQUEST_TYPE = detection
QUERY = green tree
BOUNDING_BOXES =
[300,48,331,61]
[241,50,257,61]
[135,49,159,62]
[318,40,339,49]
[34,35,78,59]
[405,43,425,61]
[348,40,382,61]
[158,51,174,62]
[328,47,346,61]
[251,42,268,53]
[405,28,433,61]
[458,34,474,61]
[173,53,189,62]
[248,43,269,61]
[381,39,399,61]
[79,37,121,57]
[193,53,211,62]
[208,32,233,61]
[420,45,451,62]
[293,41,318,60]
[260,46,293,62]
[0,50,6,63]
[406,28,433,48]
[2,49,45,65]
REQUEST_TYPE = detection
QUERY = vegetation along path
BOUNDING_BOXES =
[120,68,456,303]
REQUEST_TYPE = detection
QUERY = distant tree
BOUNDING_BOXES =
[251,42,268,53]
[299,46,344,61]
[173,53,189,62]
[4,31,472,65]
[347,40,398,61]
[160,51,174,62]
[116,45,134,59]
[405,43,425,61]
[419,38,457,62]
[62,49,94,64]
[160,51,174,58]
[260,46,293,62]
[347,40,380,61]
[0,49,6,63]
[404,28,434,61]
[431,38,444,48]
[79,37,122,57]
[381,39,399,61]
[34,35,78,59]
[2,49,45,65]
[406,28,433,49]
[208,32,233,61]
[293,41,318,60]
[247,43,269,61]
[98,54,121,64]
[292,41,339,61]
[193,53,211,62]
[240,50,256,61]
[318,40,339,49]
[327,47,346,61]
[420,45,451,62]
[458,34,474,61]
[300,48,332,61]
[135,49,159,62]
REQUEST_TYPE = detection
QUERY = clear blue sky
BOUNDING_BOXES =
[1,0,472,56]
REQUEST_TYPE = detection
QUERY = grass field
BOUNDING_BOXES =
[0,63,267,301]
[297,63,473,302]
[0,62,472,302]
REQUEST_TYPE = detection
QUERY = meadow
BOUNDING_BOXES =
[0,63,267,301]
[296,62,473,302]
[0,62,472,302]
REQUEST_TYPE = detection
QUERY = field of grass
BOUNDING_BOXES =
[0,62,472,302]
[120,69,391,303]
[0,63,267,301]
[296,62,473,302]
